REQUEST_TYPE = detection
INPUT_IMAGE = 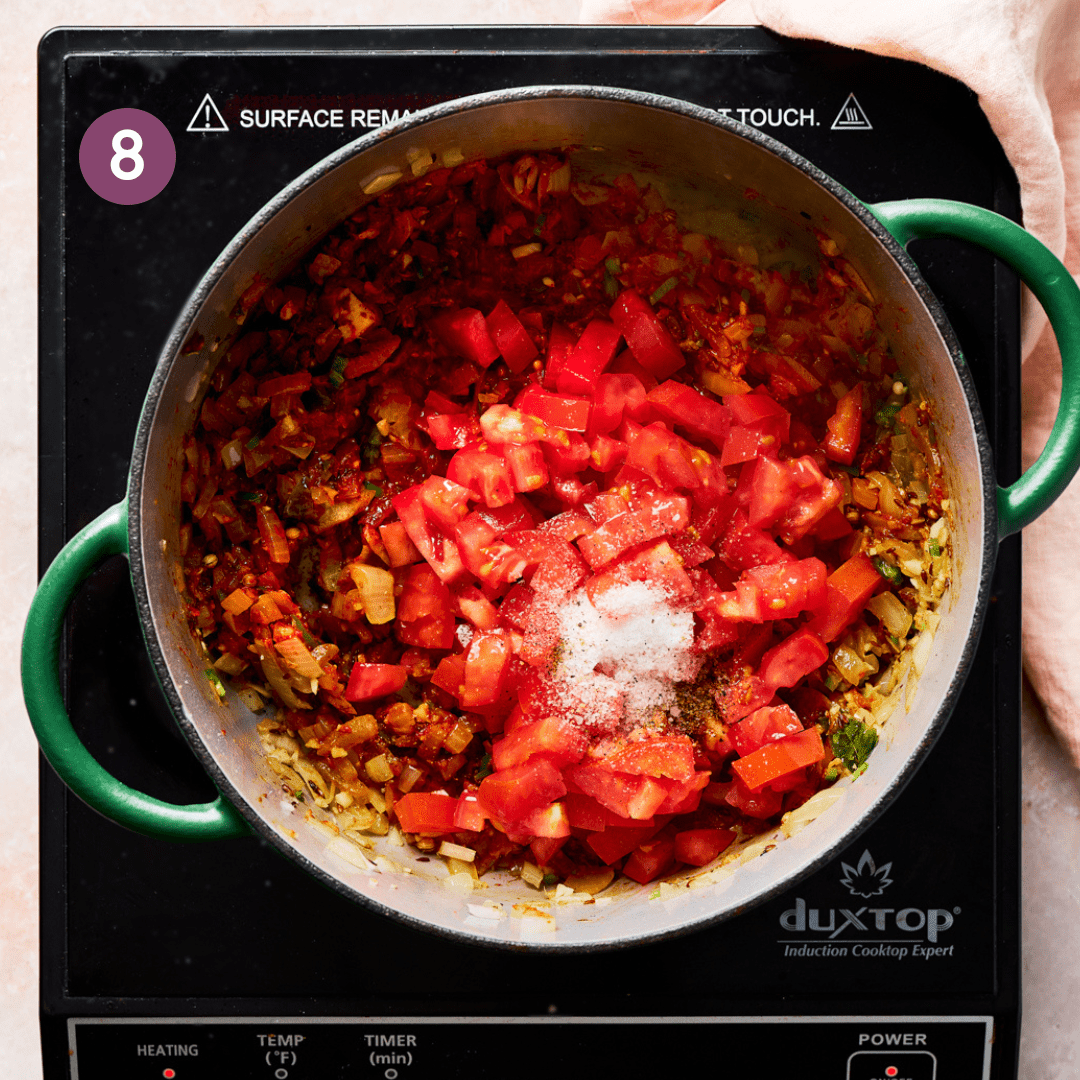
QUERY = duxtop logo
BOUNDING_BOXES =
[778,850,960,959]
[839,850,894,898]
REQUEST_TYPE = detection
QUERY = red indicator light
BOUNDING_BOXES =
[885,1068,898,1078]
[163,1070,176,1079]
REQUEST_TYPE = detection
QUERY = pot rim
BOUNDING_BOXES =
[127,84,998,951]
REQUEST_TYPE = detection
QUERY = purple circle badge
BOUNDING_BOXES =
[79,108,176,205]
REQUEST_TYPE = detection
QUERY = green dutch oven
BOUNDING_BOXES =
[21,87,1080,949]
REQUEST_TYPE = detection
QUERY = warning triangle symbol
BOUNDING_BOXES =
[830,93,872,131]
[187,93,229,133]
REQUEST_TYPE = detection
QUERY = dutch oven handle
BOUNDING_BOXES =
[869,199,1080,540]
[21,499,251,840]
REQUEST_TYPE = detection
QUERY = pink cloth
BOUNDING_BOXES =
[579,0,1080,764]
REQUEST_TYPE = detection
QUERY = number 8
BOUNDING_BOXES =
[110,128,145,181]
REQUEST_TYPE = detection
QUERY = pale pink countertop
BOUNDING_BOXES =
[2,4,1078,1078]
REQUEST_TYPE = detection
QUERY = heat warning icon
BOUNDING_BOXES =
[831,93,873,131]
[187,93,229,133]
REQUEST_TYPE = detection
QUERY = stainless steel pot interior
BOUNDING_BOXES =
[129,87,994,950]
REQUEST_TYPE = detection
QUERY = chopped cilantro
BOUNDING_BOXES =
[649,887,662,900]
[928,538,942,558]
[362,428,384,465]
[649,277,679,304]
[204,668,226,699]
[824,671,840,692]
[740,287,752,304]
[830,718,878,775]
[603,271,618,300]
[329,354,349,388]
[363,480,384,498]
[534,214,547,236]
[874,403,901,428]
[473,752,494,783]
[245,434,261,450]
[872,556,904,585]
[542,872,558,887]
[291,616,317,648]
[604,256,621,275]
[236,491,264,503]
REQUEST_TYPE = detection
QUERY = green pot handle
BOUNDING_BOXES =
[21,499,250,841]
[868,199,1080,540]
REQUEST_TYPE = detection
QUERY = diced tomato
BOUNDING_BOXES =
[396,562,454,620]
[731,726,827,791]
[454,584,500,629]
[804,552,882,642]
[391,485,466,585]
[675,828,736,867]
[814,506,855,542]
[453,792,487,832]
[557,318,623,395]
[485,299,539,373]
[626,422,699,491]
[586,539,696,605]
[747,456,799,529]
[379,520,422,567]
[530,836,569,867]
[447,448,514,509]
[716,510,794,571]
[602,735,696,781]
[477,758,567,826]
[759,627,830,691]
[430,307,500,368]
[725,392,791,437]
[541,431,591,475]
[721,776,784,819]
[430,652,466,698]
[744,557,827,619]
[587,372,649,438]
[589,433,628,472]
[564,762,670,821]
[653,771,712,815]
[713,667,772,724]
[577,494,690,570]
[521,800,572,839]
[498,582,535,629]
[538,509,596,543]
[491,716,587,770]
[426,412,481,450]
[563,791,611,831]
[458,630,513,708]
[623,837,677,884]
[775,457,843,543]
[609,289,685,379]
[725,423,777,466]
[501,441,549,493]
[730,703,803,756]
[542,321,576,390]
[344,662,408,702]
[646,380,731,451]
[517,385,592,431]
[418,475,473,531]
[394,792,460,835]
[586,823,663,865]
[823,385,863,465]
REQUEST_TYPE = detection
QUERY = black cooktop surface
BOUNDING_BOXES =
[38,26,1020,1080]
